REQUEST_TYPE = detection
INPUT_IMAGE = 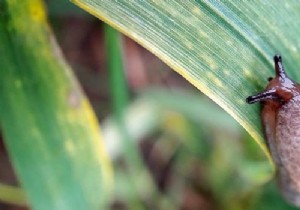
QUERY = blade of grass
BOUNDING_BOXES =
[0,1,112,209]
[72,0,300,165]
[105,24,129,114]
[104,24,145,175]
[104,24,146,210]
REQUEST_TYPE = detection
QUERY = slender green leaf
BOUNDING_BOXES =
[72,0,300,163]
[0,0,112,209]
[104,24,129,114]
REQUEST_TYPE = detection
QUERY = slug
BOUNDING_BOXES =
[246,55,300,206]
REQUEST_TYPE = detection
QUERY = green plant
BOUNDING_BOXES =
[1,0,300,210]
[0,1,112,209]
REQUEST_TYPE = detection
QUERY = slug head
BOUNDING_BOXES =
[246,55,299,106]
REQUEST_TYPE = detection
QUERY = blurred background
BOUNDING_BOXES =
[0,1,298,210]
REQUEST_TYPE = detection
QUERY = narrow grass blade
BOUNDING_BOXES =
[72,0,300,163]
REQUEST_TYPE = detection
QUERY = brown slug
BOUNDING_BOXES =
[246,55,300,206]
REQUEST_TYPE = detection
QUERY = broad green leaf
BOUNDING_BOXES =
[0,0,112,209]
[72,0,300,163]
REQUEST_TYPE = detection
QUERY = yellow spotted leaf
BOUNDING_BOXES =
[0,0,112,209]
[72,0,300,164]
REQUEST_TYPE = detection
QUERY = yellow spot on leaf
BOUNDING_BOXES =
[243,68,252,78]
[192,7,202,16]
[198,30,209,39]
[201,54,218,70]
[29,0,46,23]
[185,41,193,50]
[214,78,223,88]
[206,72,223,88]
[236,99,244,105]
[224,70,230,76]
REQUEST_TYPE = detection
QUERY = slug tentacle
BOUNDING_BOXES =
[246,89,277,104]
[274,54,287,78]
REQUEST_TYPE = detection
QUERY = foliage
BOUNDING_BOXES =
[1,0,300,210]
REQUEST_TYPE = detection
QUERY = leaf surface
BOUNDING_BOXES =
[0,1,112,209]
[72,0,300,162]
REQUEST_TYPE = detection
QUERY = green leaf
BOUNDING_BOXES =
[0,0,112,209]
[71,0,300,164]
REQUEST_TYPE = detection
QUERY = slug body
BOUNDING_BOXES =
[246,55,300,206]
